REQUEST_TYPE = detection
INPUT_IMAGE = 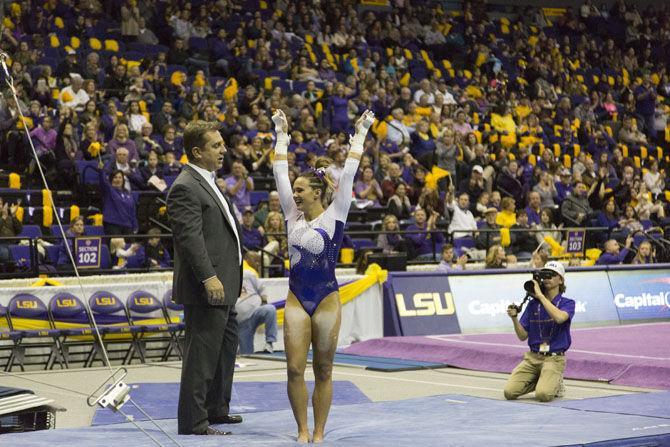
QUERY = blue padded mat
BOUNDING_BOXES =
[11,394,670,447]
[92,381,370,426]
[550,391,670,419]
[260,351,447,371]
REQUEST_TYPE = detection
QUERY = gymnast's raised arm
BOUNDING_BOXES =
[332,110,376,219]
[271,109,298,219]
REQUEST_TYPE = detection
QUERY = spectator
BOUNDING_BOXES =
[139,227,171,269]
[436,244,468,272]
[631,240,655,264]
[56,216,85,270]
[386,182,413,221]
[225,161,254,210]
[596,235,634,265]
[98,163,138,236]
[485,245,506,269]
[405,207,443,261]
[58,74,89,112]
[254,191,283,230]
[555,168,573,204]
[241,208,264,251]
[0,198,22,264]
[643,159,665,197]
[236,252,278,354]
[533,172,558,209]
[525,191,543,226]
[476,207,502,250]
[107,123,140,164]
[535,208,562,246]
[262,211,288,274]
[561,181,593,226]
[509,209,537,259]
[446,188,478,240]
[376,214,409,255]
[496,197,517,228]
[354,166,383,207]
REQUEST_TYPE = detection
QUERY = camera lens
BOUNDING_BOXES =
[524,280,535,293]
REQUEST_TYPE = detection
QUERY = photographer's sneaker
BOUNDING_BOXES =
[263,342,274,354]
[556,378,566,398]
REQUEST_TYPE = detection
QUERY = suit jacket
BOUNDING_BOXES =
[167,164,242,306]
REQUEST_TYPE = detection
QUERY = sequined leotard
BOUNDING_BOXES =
[273,134,363,315]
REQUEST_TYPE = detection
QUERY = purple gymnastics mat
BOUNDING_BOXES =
[341,322,670,389]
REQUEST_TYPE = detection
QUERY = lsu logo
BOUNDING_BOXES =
[95,297,116,306]
[134,297,154,306]
[17,300,37,309]
[395,292,456,317]
[57,298,77,307]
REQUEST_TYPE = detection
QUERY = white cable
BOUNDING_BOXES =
[3,68,181,447]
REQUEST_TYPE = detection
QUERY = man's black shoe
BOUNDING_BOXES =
[209,414,243,424]
[195,426,232,435]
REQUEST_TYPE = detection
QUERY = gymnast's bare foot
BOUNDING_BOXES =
[312,430,325,443]
[297,430,310,443]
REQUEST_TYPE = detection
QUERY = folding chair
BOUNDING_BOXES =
[126,290,182,362]
[161,290,184,360]
[86,291,142,367]
[48,292,96,368]
[0,303,23,371]
[6,294,65,371]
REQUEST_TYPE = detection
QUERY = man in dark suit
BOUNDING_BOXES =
[167,121,243,436]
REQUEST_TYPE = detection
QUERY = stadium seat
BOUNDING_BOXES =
[48,292,95,368]
[18,225,42,239]
[125,290,182,362]
[6,294,65,371]
[86,291,140,367]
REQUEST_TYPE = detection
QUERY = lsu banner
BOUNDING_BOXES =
[384,272,461,336]
[608,269,670,321]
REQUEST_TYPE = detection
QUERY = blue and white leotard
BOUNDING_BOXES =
[273,133,363,316]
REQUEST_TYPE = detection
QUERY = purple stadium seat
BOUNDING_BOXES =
[7,294,64,370]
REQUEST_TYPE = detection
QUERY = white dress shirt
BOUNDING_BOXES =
[188,163,242,264]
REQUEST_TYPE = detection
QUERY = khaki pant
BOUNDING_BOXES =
[503,351,566,402]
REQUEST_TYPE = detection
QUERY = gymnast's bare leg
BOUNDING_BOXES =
[310,292,341,443]
[284,292,313,443]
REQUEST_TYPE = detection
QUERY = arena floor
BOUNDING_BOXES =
[1,355,662,445]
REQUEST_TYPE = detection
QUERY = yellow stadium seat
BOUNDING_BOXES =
[634,156,641,168]
[54,17,64,29]
[104,39,119,52]
[621,144,629,158]
[640,146,648,159]
[70,36,80,49]
[89,37,102,50]
[259,0,268,9]
[403,49,413,60]
[528,154,536,166]
[8,173,20,189]
[442,59,452,69]
[563,154,571,168]
[657,146,664,160]
[305,34,313,44]
[573,144,580,158]
[553,144,560,157]
[264,77,273,91]
[50,34,60,48]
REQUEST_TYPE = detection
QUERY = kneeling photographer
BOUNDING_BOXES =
[503,261,576,402]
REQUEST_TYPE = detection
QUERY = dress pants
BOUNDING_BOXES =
[178,304,238,434]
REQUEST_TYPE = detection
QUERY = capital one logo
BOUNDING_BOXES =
[614,291,670,309]
[395,292,456,317]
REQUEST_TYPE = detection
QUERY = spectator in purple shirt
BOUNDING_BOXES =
[406,207,444,261]
[98,162,138,236]
[525,191,542,226]
[241,208,264,250]
[225,161,254,210]
[596,235,633,265]
[106,123,140,164]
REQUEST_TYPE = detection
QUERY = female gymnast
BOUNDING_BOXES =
[271,108,375,443]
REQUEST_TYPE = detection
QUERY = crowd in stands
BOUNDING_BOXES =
[0,0,669,275]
